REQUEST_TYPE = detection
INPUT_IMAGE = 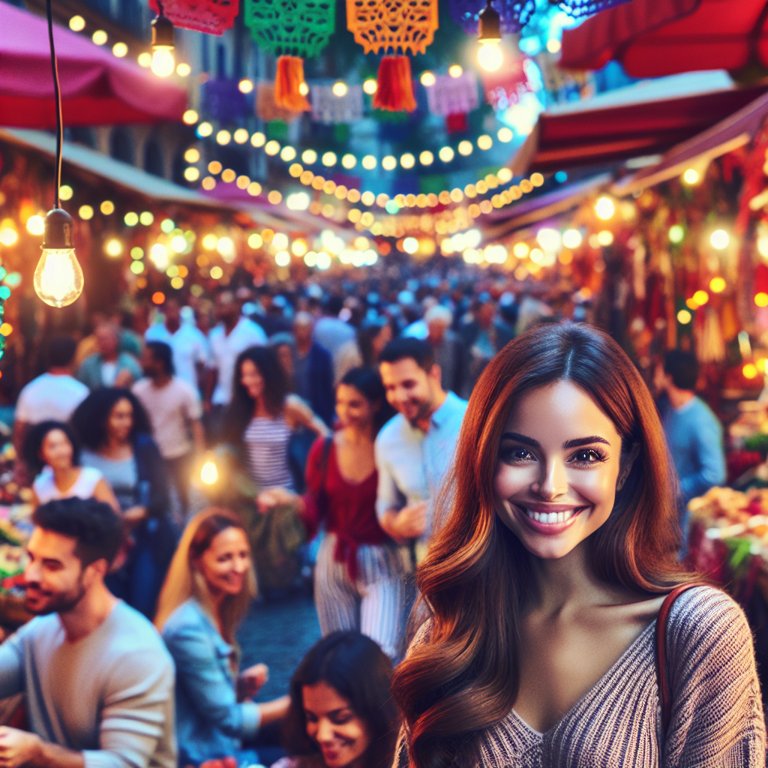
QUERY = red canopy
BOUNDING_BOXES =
[0,1,187,127]
[560,0,768,78]
[507,73,768,175]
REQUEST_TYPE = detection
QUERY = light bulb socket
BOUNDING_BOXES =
[151,13,174,49]
[478,0,502,42]
[43,208,74,249]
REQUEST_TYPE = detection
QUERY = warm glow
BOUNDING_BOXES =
[112,42,128,58]
[239,78,254,94]
[34,248,84,308]
[682,168,701,186]
[69,15,86,32]
[709,228,730,250]
[91,30,108,45]
[755,292,768,308]
[710,276,727,293]
[448,64,463,78]
[743,363,759,380]
[669,224,685,244]
[420,71,436,87]
[363,79,378,95]
[477,40,503,73]
[594,195,616,221]
[332,81,349,97]
[183,109,199,125]
[199,456,220,486]
[562,228,582,250]
[25,215,45,237]
[104,238,124,258]
[151,46,176,78]
[676,309,692,325]
[692,290,709,306]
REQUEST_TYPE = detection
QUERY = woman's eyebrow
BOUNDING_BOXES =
[500,432,538,446]
[500,433,611,449]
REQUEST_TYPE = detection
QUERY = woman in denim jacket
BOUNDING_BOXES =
[156,508,289,767]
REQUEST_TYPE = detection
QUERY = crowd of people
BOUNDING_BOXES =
[0,271,761,767]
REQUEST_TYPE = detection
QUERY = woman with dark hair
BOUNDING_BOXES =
[156,508,289,768]
[224,346,329,493]
[23,420,118,510]
[261,368,405,660]
[272,631,397,768]
[71,387,174,616]
[393,322,765,767]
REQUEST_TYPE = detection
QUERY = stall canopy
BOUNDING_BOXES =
[559,0,768,78]
[507,71,768,176]
[613,88,768,195]
[0,128,230,210]
[0,1,187,127]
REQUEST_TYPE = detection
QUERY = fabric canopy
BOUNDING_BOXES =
[0,1,187,127]
[0,128,227,209]
[506,71,768,175]
[559,0,768,78]
[613,88,768,195]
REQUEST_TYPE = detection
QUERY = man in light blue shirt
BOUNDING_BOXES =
[376,338,468,566]
[654,350,726,543]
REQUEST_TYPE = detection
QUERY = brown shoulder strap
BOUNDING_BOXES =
[655,582,708,732]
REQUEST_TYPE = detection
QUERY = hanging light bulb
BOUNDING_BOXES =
[34,209,84,308]
[477,0,503,73]
[151,8,175,78]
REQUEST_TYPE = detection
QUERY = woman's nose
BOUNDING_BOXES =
[535,459,568,499]
[316,718,334,742]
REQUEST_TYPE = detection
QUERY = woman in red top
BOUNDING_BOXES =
[261,367,406,660]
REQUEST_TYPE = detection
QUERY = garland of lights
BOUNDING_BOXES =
[184,113,519,175]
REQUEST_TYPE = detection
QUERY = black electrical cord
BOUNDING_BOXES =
[45,0,63,210]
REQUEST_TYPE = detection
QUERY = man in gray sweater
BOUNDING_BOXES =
[0,498,176,768]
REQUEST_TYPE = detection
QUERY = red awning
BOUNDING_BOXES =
[507,72,768,175]
[0,1,187,127]
[613,88,768,194]
[559,0,768,78]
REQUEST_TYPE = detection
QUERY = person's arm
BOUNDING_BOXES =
[374,437,426,542]
[163,618,261,741]
[93,478,120,514]
[285,395,330,439]
[663,587,765,767]
[0,729,84,768]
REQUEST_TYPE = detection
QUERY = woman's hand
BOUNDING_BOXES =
[256,487,300,514]
[237,663,269,699]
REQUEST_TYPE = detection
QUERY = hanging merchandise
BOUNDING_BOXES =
[553,0,631,19]
[426,72,479,117]
[448,0,535,34]
[201,78,250,122]
[311,84,365,125]
[256,82,301,122]
[244,0,336,111]
[347,0,438,112]
[148,0,238,34]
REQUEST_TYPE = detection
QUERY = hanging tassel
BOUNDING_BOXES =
[374,55,417,112]
[274,55,310,111]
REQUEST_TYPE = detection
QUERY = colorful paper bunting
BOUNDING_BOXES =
[148,0,238,35]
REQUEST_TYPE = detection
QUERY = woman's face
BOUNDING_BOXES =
[240,359,265,401]
[302,681,371,768]
[107,398,133,443]
[41,429,74,471]
[494,380,624,561]
[196,526,251,598]
[335,384,375,431]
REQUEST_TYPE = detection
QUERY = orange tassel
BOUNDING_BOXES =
[374,56,417,112]
[274,55,310,112]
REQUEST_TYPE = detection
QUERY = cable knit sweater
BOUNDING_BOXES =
[395,586,766,767]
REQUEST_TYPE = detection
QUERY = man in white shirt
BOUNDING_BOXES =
[375,338,468,566]
[133,342,204,519]
[206,290,267,412]
[13,336,88,463]
[144,298,209,394]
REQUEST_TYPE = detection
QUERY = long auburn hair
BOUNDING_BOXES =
[154,508,256,643]
[392,321,690,768]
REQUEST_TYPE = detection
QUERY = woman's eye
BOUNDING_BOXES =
[570,448,605,464]
[500,446,534,463]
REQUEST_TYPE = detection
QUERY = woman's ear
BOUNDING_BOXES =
[617,443,640,491]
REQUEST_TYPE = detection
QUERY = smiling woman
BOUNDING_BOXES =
[155,508,289,767]
[392,321,766,768]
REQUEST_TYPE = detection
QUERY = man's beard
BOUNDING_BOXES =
[24,579,87,616]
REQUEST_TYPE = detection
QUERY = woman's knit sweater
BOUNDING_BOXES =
[395,586,765,767]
